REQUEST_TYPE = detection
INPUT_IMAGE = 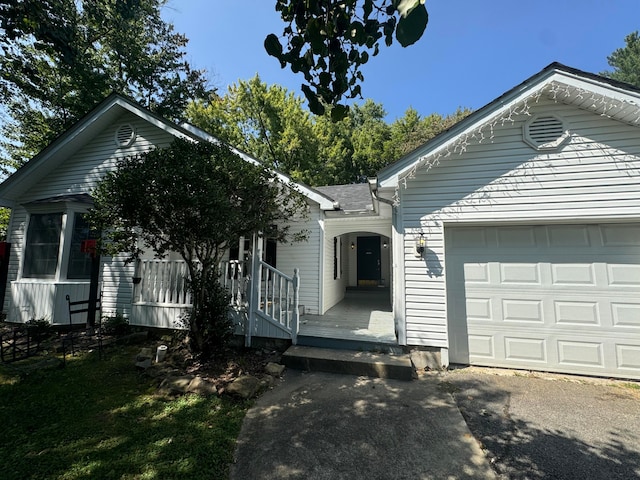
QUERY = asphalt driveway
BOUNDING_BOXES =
[442,368,640,480]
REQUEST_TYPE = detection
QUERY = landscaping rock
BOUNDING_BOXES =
[226,375,261,399]
[144,365,181,379]
[135,358,152,370]
[265,362,285,376]
[136,348,153,361]
[260,375,275,390]
[186,376,218,396]
[159,374,196,395]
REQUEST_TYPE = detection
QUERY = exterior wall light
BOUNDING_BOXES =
[415,234,426,258]
[351,242,355,250]
[383,241,388,248]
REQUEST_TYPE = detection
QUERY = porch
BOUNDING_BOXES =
[299,288,396,345]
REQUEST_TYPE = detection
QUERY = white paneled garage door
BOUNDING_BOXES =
[446,224,640,379]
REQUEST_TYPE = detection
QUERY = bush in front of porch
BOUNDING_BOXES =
[89,138,307,358]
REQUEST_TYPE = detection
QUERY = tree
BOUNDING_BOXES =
[0,0,208,173]
[602,31,640,88]
[265,0,429,118]
[187,77,472,186]
[383,106,472,161]
[89,138,307,355]
[186,76,322,185]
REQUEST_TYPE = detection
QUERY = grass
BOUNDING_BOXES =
[0,346,250,480]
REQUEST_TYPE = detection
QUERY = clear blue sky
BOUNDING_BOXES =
[164,1,639,121]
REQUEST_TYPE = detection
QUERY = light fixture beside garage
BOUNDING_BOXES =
[415,233,426,258]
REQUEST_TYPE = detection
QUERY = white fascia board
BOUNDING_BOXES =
[555,71,640,104]
[378,71,558,189]
[377,69,640,190]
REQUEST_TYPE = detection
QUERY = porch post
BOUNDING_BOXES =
[291,268,300,345]
[247,233,263,347]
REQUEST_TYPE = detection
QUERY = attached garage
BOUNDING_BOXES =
[374,63,640,380]
[446,224,640,379]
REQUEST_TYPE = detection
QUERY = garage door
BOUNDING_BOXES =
[446,224,640,379]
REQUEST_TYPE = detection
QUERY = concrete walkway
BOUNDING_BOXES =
[230,370,496,480]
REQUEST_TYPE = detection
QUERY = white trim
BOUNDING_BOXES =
[378,67,640,189]
[392,194,406,345]
[318,218,325,314]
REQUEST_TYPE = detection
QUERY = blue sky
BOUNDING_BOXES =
[164,1,639,121]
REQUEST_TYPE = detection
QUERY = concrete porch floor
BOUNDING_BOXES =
[299,288,396,344]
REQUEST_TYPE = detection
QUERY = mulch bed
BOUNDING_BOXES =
[1,321,286,393]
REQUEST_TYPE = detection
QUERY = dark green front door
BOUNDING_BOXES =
[357,236,380,286]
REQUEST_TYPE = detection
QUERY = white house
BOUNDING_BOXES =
[0,93,393,347]
[1,63,639,380]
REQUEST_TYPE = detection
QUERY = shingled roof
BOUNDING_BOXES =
[315,183,373,214]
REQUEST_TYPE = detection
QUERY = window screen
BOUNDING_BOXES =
[23,213,62,278]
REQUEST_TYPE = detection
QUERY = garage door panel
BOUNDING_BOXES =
[611,303,640,328]
[607,264,640,286]
[547,225,591,247]
[504,336,547,363]
[551,263,596,285]
[500,263,541,284]
[446,223,640,379]
[616,345,640,370]
[557,340,604,367]
[463,263,489,283]
[601,224,640,246]
[465,297,492,321]
[502,299,544,323]
[468,334,496,359]
[553,301,600,326]
[496,227,537,247]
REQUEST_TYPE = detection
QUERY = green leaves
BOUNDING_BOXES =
[396,1,428,47]
[267,0,429,120]
[0,0,209,171]
[264,33,283,60]
[601,31,640,88]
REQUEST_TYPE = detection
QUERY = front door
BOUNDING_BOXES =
[357,236,381,287]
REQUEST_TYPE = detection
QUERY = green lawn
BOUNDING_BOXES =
[0,347,249,480]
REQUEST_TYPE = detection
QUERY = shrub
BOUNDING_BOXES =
[184,270,233,359]
[102,312,131,336]
[25,317,52,342]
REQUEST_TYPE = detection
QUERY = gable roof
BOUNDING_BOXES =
[0,93,338,211]
[376,63,640,190]
[315,184,374,214]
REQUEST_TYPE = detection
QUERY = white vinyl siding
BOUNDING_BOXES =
[4,112,175,322]
[274,205,322,315]
[400,98,640,348]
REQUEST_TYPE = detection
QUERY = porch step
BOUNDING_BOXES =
[282,345,414,381]
[296,335,403,354]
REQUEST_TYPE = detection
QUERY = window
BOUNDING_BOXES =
[67,214,95,279]
[23,213,63,278]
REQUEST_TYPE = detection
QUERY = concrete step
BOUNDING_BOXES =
[296,335,404,354]
[282,345,414,381]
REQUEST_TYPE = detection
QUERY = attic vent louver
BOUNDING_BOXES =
[523,115,569,151]
[115,124,136,148]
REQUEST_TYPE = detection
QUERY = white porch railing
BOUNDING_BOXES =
[132,258,299,344]
[133,259,248,308]
[249,261,300,346]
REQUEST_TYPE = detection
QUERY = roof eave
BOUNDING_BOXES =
[376,63,640,189]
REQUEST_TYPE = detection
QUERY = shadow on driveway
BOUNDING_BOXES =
[442,368,640,479]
